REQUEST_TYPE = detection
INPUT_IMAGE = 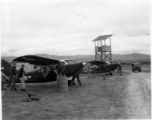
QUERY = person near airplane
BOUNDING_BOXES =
[87,63,91,78]
[18,64,26,91]
[117,63,122,76]
[10,62,18,91]
[1,67,9,96]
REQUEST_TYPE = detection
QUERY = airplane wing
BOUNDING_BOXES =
[13,55,60,65]
[87,60,107,65]
[64,59,76,62]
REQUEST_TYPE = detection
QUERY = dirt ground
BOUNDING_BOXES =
[2,64,151,120]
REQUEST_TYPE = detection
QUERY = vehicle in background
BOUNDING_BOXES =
[132,63,141,72]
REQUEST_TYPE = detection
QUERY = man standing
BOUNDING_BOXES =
[10,62,18,91]
[117,63,122,76]
[1,67,9,96]
[18,64,26,91]
[87,63,91,78]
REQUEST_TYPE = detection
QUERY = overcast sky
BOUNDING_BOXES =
[1,0,150,56]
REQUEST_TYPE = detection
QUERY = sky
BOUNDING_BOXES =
[1,0,150,56]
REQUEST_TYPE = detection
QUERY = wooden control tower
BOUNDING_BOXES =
[92,34,112,62]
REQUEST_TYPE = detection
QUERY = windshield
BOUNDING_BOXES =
[132,63,140,67]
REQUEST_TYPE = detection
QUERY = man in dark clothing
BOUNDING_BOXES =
[87,63,91,78]
[117,63,122,76]
[10,62,18,91]
[18,64,26,91]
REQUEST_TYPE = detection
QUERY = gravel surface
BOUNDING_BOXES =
[2,69,151,120]
[123,72,151,119]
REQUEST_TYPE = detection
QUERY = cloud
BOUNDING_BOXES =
[103,26,150,37]
[111,35,150,54]
[1,0,150,56]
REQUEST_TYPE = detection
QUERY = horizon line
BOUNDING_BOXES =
[1,52,151,57]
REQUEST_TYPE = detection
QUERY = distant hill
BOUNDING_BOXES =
[112,53,150,61]
[2,56,16,63]
[1,53,151,63]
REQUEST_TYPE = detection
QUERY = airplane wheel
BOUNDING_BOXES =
[109,72,113,75]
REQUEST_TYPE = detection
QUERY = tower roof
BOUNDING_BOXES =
[92,34,112,42]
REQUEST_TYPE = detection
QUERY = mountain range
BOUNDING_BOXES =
[1,53,151,63]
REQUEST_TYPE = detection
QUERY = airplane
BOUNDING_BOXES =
[1,57,82,86]
[2,56,118,87]
[12,55,85,86]
[18,59,78,84]
[81,60,118,75]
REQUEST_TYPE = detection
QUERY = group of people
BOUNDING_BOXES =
[1,62,27,96]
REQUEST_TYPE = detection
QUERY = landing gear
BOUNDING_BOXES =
[105,72,113,76]
[109,72,113,75]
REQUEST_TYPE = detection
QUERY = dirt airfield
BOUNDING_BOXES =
[2,65,151,120]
